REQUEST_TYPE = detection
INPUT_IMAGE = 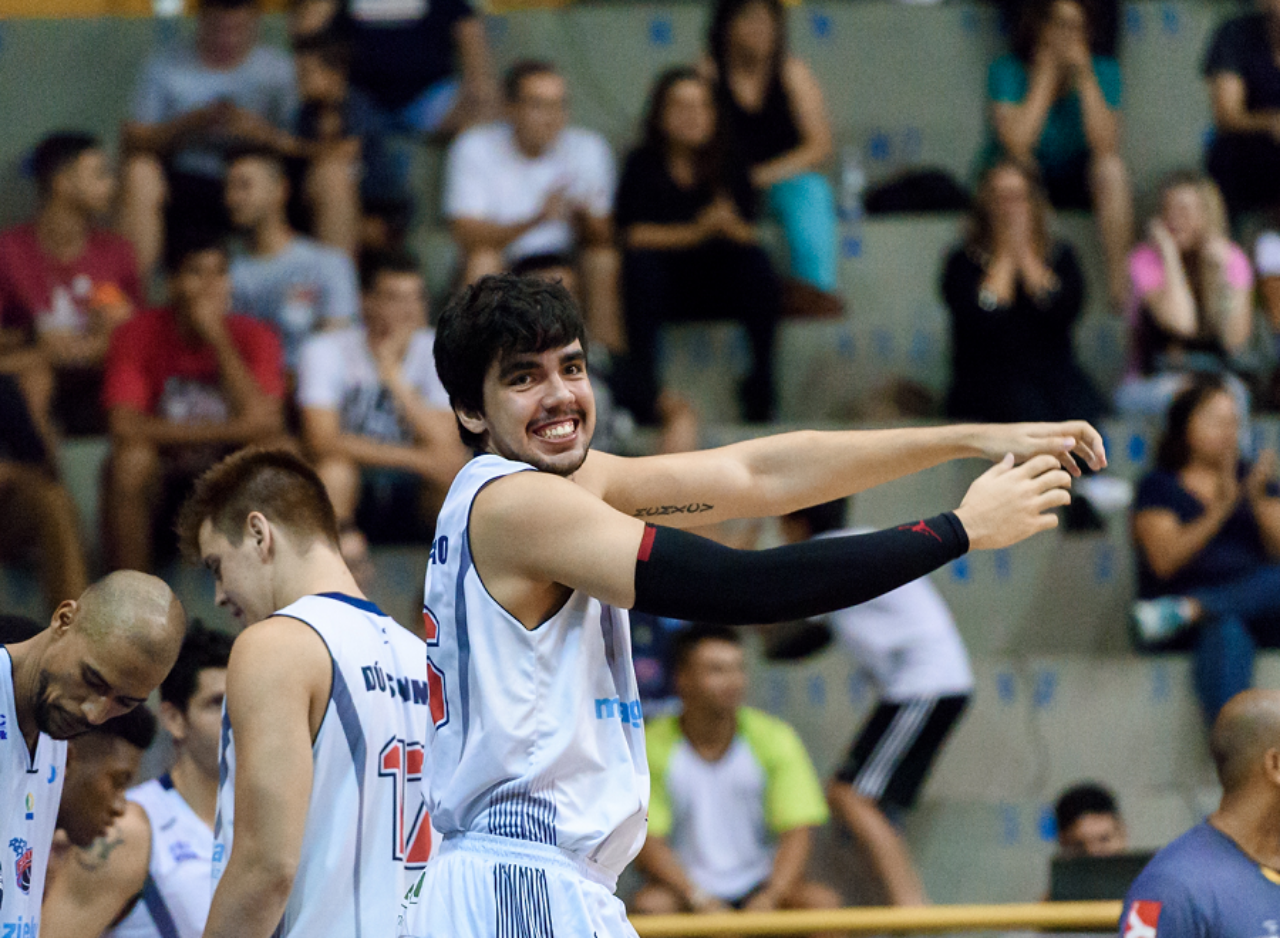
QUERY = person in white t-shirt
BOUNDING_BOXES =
[1254,227,1280,351]
[226,148,359,372]
[780,499,974,907]
[298,250,469,565]
[444,61,624,351]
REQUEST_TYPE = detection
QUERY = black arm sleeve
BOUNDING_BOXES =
[632,513,969,625]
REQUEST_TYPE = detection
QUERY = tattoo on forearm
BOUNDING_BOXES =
[75,833,125,871]
[633,503,714,518]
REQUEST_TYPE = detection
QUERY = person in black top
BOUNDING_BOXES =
[613,68,782,424]
[941,161,1105,424]
[290,0,498,138]
[1203,0,1280,219]
[705,0,840,318]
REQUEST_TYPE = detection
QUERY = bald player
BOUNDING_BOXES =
[1121,689,1280,938]
[1,571,186,938]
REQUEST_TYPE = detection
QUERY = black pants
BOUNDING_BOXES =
[616,241,781,424]
[1207,133,1280,219]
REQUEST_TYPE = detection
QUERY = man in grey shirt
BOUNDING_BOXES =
[225,147,358,371]
[120,0,355,280]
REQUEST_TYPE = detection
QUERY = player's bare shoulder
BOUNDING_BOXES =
[72,800,150,887]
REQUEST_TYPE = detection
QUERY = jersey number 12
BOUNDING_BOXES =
[378,737,432,868]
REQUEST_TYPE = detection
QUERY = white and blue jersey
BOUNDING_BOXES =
[0,647,66,938]
[213,593,430,938]
[399,455,648,938]
[106,776,212,938]
[1121,822,1280,937]
[419,455,649,872]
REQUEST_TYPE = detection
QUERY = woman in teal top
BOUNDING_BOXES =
[982,0,1133,310]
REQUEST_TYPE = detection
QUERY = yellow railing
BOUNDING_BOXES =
[631,901,1123,937]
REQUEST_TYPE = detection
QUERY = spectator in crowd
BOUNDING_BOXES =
[942,161,1105,423]
[120,0,357,276]
[102,231,286,573]
[41,624,228,938]
[1253,214,1280,349]
[705,0,840,319]
[1131,376,1280,725]
[41,707,158,938]
[982,0,1133,309]
[0,132,141,436]
[298,250,467,571]
[1122,689,1280,936]
[444,61,623,352]
[1054,782,1129,857]
[1116,173,1254,417]
[292,31,405,250]
[633,625,841,924]
[778,499,973,907]
[0,375,88,615]
[511,251,702,455]
[226,147,359,372]
[1202,0,1280,220]
[290,0,497,140]
[615,68,782,424]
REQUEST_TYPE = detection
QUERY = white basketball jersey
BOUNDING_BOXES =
[0,647,66,938]
[422,455,649,877]
[212,594,431,938]
[106,776,212,938]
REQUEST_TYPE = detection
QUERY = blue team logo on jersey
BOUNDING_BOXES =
[46,766,55,785]
[7,841,30,895]
[594,696,643,728]
[0,712,7,741]
[22,796,31,822]
[169,841,199,864]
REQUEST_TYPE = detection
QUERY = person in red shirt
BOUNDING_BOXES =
[103,231,285,572]
[0,132,143,436]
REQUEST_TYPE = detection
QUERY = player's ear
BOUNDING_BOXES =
[456,405,487,437]
[1264,747,1280,788]
[246,511,272,559]
[158,700,187,743]
[50,599,77,637]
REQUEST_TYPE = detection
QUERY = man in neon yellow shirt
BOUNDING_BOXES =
[632,625,840,922]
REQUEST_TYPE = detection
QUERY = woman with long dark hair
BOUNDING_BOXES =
[1132,375,1280,724]
[705,0,839,317]
[940,161,1104,423]
[613,67,782,423]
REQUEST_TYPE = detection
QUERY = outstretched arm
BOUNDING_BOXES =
[203,618,330,938]
[473,454,1072,628]
[41,806,151,938]
[576,422,1103,528]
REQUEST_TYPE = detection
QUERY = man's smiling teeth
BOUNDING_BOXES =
[536,421,575,440]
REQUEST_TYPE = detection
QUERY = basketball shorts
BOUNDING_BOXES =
[833,694,970,811]
[397,832,638,938]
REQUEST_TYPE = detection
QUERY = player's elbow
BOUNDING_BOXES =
[241,851,300,903]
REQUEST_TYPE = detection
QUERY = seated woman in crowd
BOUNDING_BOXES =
[981,0,1133,309]
[614,67,782,424]
[704,0,840,318]
[1116,172,1254,417]
[941,161,1104,423]
[1131,376,1280,725]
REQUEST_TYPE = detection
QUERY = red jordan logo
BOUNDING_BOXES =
[898,520,942,543]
